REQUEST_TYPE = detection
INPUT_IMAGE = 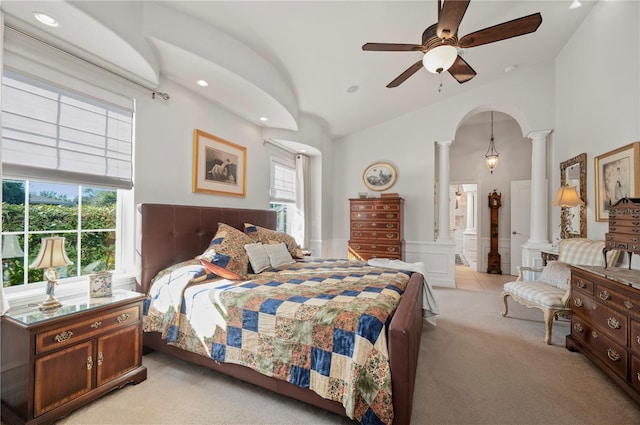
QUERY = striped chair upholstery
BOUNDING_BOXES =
[501,239,615,345]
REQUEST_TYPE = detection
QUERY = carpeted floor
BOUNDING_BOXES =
[55,267,640,424]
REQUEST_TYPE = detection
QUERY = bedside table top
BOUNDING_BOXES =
[3,289,144,326]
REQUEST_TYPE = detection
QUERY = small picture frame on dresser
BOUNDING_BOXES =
[89,271,112,298]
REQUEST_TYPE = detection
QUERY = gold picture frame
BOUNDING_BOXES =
[594,142,640,221]
[89,271,112,298]
[192,129,246,197]
[362,162,397,191]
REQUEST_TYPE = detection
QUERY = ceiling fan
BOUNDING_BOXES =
[362,0,542,88]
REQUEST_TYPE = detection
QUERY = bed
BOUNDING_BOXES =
[137,203,425,424]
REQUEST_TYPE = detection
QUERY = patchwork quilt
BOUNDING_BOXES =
[143,258,412,425]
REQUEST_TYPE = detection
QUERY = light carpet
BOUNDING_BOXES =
[56,283,640,424]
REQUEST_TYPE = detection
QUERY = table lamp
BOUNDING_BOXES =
[29,237,73,311]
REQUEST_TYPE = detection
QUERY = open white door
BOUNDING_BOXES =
[510,180,531,275]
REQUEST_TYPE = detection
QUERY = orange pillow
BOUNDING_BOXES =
[199,259,243,280]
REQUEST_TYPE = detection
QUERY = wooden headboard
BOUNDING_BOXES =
[136,203,276,294]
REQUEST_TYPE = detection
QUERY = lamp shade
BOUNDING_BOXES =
[553,186,584,207]
[29,237,73,269]
[2,235,24,259]
[422,45,457,74]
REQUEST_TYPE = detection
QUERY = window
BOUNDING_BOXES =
[1,70,133,290]
[2,179,117,287]
[269,159,296,235]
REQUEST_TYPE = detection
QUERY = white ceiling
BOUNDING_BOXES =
[1,1,596,139]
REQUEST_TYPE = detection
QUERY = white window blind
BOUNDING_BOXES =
[1,70,134,189]
[270,160,296,202]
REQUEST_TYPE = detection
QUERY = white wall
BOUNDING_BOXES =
[554,0,639,269]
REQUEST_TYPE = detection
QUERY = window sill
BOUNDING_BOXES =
[4,273,137,309]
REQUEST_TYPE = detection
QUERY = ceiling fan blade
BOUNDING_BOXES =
[448,55,476,84]
[458,13,542,48]
[437,0,470,39]
[387,60,424,88]
[362,43,424,52]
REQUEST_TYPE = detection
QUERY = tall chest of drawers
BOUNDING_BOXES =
[566,266,640,404]
[604,197,640,267]
[348,196,404,261]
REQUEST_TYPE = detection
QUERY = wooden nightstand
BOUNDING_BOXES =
[1,289,147,425]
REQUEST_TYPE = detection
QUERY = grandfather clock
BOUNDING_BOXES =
[487,190,502,274]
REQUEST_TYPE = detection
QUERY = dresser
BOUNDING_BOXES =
[1,290,147,425]
[348,196,404,261]
[566,266,640,404]
[604,197,640,267]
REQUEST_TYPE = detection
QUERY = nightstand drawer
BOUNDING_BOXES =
[36,305,139,354]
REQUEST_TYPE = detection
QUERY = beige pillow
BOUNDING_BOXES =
[263,243,296,267]
[244,243,271,274]
[244,223,304,259]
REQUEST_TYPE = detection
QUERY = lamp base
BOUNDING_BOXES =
[39,295,62,311]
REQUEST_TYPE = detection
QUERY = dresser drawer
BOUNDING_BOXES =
[632,320,640,356]
[350,202,373,212]
[373,203,400,211]
[350,230,400,241]
[571,273,595,296]
[631,355,640,392]
[351,221,399,231]
[36,305,140,354]
[351,211,399,221]
[595,283,640,321]
[571,293,627,346]
[571,315,628,380]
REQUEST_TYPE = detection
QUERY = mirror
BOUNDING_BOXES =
[559,153,587,239]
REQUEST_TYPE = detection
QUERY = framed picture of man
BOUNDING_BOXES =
[192,129,246,197]
[594,142,640,221]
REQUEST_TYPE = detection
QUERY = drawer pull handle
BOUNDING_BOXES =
[98,352,104,366]
[573,323,583,333]
[624,300,634,309]
[637,372,640,382]
[574,298,583,308]
[591,302,598,310]
[386,233,395,238]
[387,247,396,252]
[592,331,598,339]
[607,317,621,329]
[371,223,377,227]
[116,313,130,323]
[386,224,394,229]
[599,290,611,301]
[386,214,394,218]
[54,331,74,343]
[355,232,362,237]
[607,348,621,362]
[354,245,361,249]
[371,232,377,236]
[357,213,362,218]
[358,206,365,210]
[372,213,378,217]
[637,335,640,344]
[577,280,586,289]
[87,356,93,370]
[383,205,390,210]
[90,321,102,329]
[356,223,363,228]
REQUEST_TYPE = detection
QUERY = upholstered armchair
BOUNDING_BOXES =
[501,238,620,344]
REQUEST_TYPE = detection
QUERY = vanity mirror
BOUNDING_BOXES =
[559,153,587,239]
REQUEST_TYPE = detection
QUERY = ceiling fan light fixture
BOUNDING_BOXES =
[422,45,457,74]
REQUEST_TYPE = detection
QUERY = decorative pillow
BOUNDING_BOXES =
[244,223,304,259]
[538,261,571,290]
[199,259,243,280]
[198,223,254,277]
[244,243,271,274]
[263,243,296,267]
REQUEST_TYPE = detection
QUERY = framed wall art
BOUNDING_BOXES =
[89,271,112,298]
[192,129,246,197]
[594,141,640,221]
[362,162,397,191]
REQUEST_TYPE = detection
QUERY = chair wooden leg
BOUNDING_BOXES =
[543,309,554,345]
[501,291,509,317]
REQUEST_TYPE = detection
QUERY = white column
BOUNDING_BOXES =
[437,141,452,243]
[526,130,552,245]
[462,184,476,232]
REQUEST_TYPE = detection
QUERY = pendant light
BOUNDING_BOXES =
[485,111,499,174]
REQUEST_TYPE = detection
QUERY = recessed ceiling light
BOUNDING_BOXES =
[569,0,582,9]
[196,80,208,87]
[504,65,518,73]
[34,12,59,27]
[346,85,359,93]
[259,117,268,122]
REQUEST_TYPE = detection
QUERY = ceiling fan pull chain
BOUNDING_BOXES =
[438,73,443,93]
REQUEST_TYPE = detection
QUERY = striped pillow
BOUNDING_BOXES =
[557,238,620,266]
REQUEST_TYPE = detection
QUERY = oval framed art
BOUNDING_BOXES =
[362,162,397,191]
